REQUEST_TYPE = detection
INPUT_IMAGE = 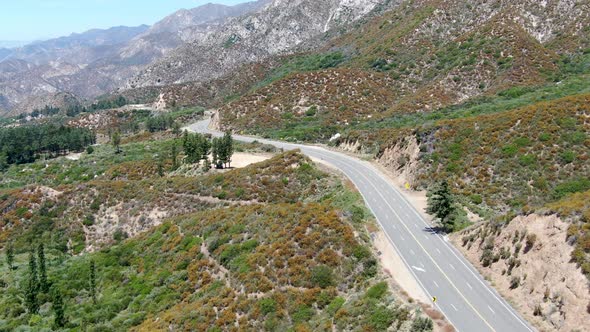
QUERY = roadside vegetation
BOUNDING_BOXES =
[0,128,434,330]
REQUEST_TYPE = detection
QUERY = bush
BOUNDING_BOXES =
[559,150,576,164]
[470,194,483,205]
[366,282,388,299]
[326,297,345,316]
[553,178,590,199]
[291,305,314,323]
[524,234,537,253]
[258,298,276,315]
[305,106,318,117]
[311,265,334,288]
[411,317,434,332]
[369,306,395,330]
[113,229,129,242]
[510,276,520,289]
[86,146,95,154]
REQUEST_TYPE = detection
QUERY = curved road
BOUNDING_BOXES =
[187,118,535,332]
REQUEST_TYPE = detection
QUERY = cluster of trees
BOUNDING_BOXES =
[90,96,127,111]
[18,104,88,120]
[0,124,96,169]
[20,244,66,328]
[181,131,234,171]
[146,114,179,133]
[5,244,98,329]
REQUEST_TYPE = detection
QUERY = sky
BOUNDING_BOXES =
[0,0,248,42]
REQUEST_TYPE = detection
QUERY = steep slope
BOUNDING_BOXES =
[218,0,588,137]
[128,0,391,88]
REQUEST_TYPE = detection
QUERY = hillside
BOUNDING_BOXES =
[0,129,437,330]
[127,0,394,88]
[210,1,590,329]
[218,0,589,138]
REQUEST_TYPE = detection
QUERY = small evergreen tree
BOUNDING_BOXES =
[201,157,211,173]
[426,180,456,232]
[170,142,179,171]
[211,138,223,169]
[222,131,234,168]
[172,121,181,136]
[6,243,14,270]
[112,131,122,154]
[52,287,66,328]
[90,260,97,304]
[157,156,164,177]
[25,251,40,314]
[38,244,49,293]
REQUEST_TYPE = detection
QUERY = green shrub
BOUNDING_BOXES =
[559,150,576,164]
[326,297,345,316]
[553,178,590,199]
[258,298,277,315]
[470,194,483,205]
[291,305,314,323]
[311,265,334,288]
[369,306,395,330]
[411,317,434,332]
[305,106,318,117]
[366,282,388,299]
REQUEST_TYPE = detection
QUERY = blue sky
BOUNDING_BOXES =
[0,0,248,41]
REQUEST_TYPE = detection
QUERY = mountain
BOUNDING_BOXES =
[0,0,272,116]
[0,40,31,48]
[218,0,590,138]
[148,1,273,35]
[0,48,11,61]
[7,25,149,65]
[128,0,390,88]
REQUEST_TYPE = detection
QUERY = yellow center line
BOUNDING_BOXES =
[334,156,497,332]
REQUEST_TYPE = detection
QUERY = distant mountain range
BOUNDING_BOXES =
[0,0,273,116]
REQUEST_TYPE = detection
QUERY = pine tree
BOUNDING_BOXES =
[25,251,40,314]
[157,157,164,177]
[211,138,222,169]
[52,287,66,328]
[112,131,121,154]
[222,131,234,168]
[201,157,211,173]
[90,260,97,305]
[172,121,181,136]
[5,243,14,270]
[426,180,456,232]
[38,244,49,293]
[0,150,7,172]
[170,143,179,171]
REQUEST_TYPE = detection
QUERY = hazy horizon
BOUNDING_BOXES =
[0,0,250,42]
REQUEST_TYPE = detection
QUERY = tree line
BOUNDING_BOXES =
[0,124,96,170]
[90,96,128,111]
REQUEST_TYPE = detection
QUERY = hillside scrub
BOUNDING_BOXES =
[0,148,433,331]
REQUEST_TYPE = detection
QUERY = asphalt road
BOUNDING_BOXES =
[187,118,536,332]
